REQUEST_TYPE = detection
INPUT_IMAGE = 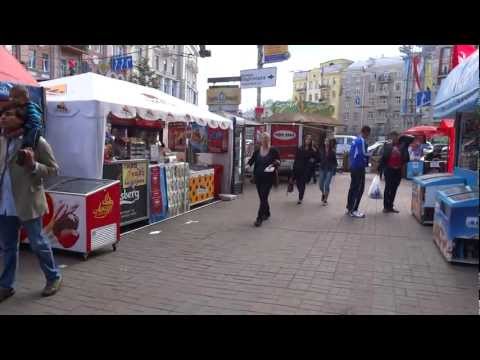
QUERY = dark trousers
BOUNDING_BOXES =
[383,167,402,210]
[256,179,273,220]
[295,174,307,201]
[347,168,365,212]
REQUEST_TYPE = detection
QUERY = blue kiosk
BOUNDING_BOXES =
[431,49,479,264]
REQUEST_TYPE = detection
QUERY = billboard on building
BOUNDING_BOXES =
[207,87,241,105]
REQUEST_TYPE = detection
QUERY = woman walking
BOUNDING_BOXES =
[247,132,280,227]
[318,138,338,206]
[292,135,318,205]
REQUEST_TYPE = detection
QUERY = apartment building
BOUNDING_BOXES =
[340,56,404,137]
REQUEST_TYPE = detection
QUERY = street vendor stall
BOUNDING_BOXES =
[431,49,479,264]
[40,73,233,227]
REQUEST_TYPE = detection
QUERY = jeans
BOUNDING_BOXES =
[0,215,60,290]
[318,169,334,194]
[255,179,273,220]
[383,167,402,210]
[346,168,365,212]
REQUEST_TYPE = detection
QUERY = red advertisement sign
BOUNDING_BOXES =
[168,122,187,151]
[149,165,163,215]
[207,127,228,153]
[271,124,299,147]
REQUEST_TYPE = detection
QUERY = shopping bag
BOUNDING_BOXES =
[368,175,383,199]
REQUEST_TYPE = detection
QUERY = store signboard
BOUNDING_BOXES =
[263,45,289,64]
[190,122,208,153]
[111,55,133,72]
[103,161,148,225]
[207,87,241,105]
[271,124,299,160]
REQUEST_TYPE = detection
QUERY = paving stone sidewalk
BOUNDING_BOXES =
[0,173,477,315]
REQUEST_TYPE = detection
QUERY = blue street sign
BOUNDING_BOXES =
[111,55,133,72]
[416,91,431,108]
[355,96,361,106]
[263,53,289,64]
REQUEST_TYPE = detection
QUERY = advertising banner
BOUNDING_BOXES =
[103,161,148,225]
[190,123,208,153]
[263,45,289,64]
[0,82,45,123]
[149,165,168,223]
[168,122,187,151]
[271,124,299,147]
[207,127,228,153]
[207,87,241,105]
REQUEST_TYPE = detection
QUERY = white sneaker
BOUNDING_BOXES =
[350,210,365,218]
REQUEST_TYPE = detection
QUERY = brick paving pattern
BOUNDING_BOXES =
[0,173,477,315]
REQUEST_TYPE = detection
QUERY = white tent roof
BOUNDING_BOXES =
[40,72,232,129]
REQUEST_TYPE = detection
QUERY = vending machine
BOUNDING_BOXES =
[433,187,479,264]
[411,173,466,225]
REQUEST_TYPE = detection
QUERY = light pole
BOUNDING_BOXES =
[256,45,263,121]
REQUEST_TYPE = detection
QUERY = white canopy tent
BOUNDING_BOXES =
[40,73,233,185]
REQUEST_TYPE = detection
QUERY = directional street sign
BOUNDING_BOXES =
[240,67,277,89]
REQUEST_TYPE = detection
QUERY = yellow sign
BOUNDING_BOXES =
[263,45,288,56]
[93,193,114,219]
[122,162,147,188]
[207,87,241,105]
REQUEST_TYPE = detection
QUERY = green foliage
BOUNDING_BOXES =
[129,57,159,88]
[266,100,334,116]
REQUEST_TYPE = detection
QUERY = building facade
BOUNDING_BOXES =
[340,56,404,138]
[4,45,200,104]
[292,59,352,121]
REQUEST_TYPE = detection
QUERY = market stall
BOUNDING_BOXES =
[40,73,233,227]
[431,49,479,264]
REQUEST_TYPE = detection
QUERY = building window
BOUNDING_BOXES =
[155,56,160,70]
[171,62,175,75]
[368,83,375,93]
[439,47,452,76]
[367,112,374,120]
[369,97,375,106]
[344,112,350,121]
[309,81,313,89]
[309,94,312,101]
[395,96,401,105]
[41,53,49,72]
[172,81,177,97]
[395,82,401,91]
[164,78,169,93]
[355,88,360,96]
[163,60,167,73]
[28,49,36,69]
[138,47,143,59]
[314,93,319,101]
[60,59,67,77]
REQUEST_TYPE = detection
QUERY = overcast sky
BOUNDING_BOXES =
[197,45,402,111]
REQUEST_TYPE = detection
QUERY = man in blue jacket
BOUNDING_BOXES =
[346,126,371,218]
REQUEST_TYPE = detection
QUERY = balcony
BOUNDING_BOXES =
[376,89,389,97]
[375,117,387,124]
[61,45,89,54]
[378,74,392,83]
[376,102,388,110]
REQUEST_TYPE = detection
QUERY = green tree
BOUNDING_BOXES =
[129,57,159,88]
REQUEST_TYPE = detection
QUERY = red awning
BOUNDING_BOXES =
[403,125,438,139]
[0,46,38,85]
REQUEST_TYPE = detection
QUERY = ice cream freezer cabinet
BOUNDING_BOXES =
[411,173,466,225]
[433,187,479,265]
[20,177,121,260]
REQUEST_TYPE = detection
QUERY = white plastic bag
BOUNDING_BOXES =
[368,175,383,199]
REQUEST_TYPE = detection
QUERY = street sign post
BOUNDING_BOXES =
[240,67,277,89]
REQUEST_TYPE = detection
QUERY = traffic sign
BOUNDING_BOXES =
[240,67,277,89]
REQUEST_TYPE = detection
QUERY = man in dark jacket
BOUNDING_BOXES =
[378,131,409,213]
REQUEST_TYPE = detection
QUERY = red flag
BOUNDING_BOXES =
[451,45,476,69]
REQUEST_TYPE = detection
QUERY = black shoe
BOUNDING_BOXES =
[297,200,302,205]
[254,218,263,227]
[0,287,15,302]
[391,208,400,213]
[321,194,325,202]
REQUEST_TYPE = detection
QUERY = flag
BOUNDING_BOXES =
[451,45,476,69]
[412,55,423,92]
[423,58,433,91]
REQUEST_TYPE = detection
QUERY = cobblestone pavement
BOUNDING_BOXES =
[0,173,477,315]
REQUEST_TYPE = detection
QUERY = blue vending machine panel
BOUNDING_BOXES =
[411,174,466,224]
[406,161,424,180]
[433,190,479,264]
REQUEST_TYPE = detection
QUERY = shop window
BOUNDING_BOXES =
[457,114,479,171]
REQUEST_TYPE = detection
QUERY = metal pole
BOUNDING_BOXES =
[256,45,263,121]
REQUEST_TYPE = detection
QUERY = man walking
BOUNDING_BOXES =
[378,131,409,213]
[0,109,62,302]
[346,126,371,218]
